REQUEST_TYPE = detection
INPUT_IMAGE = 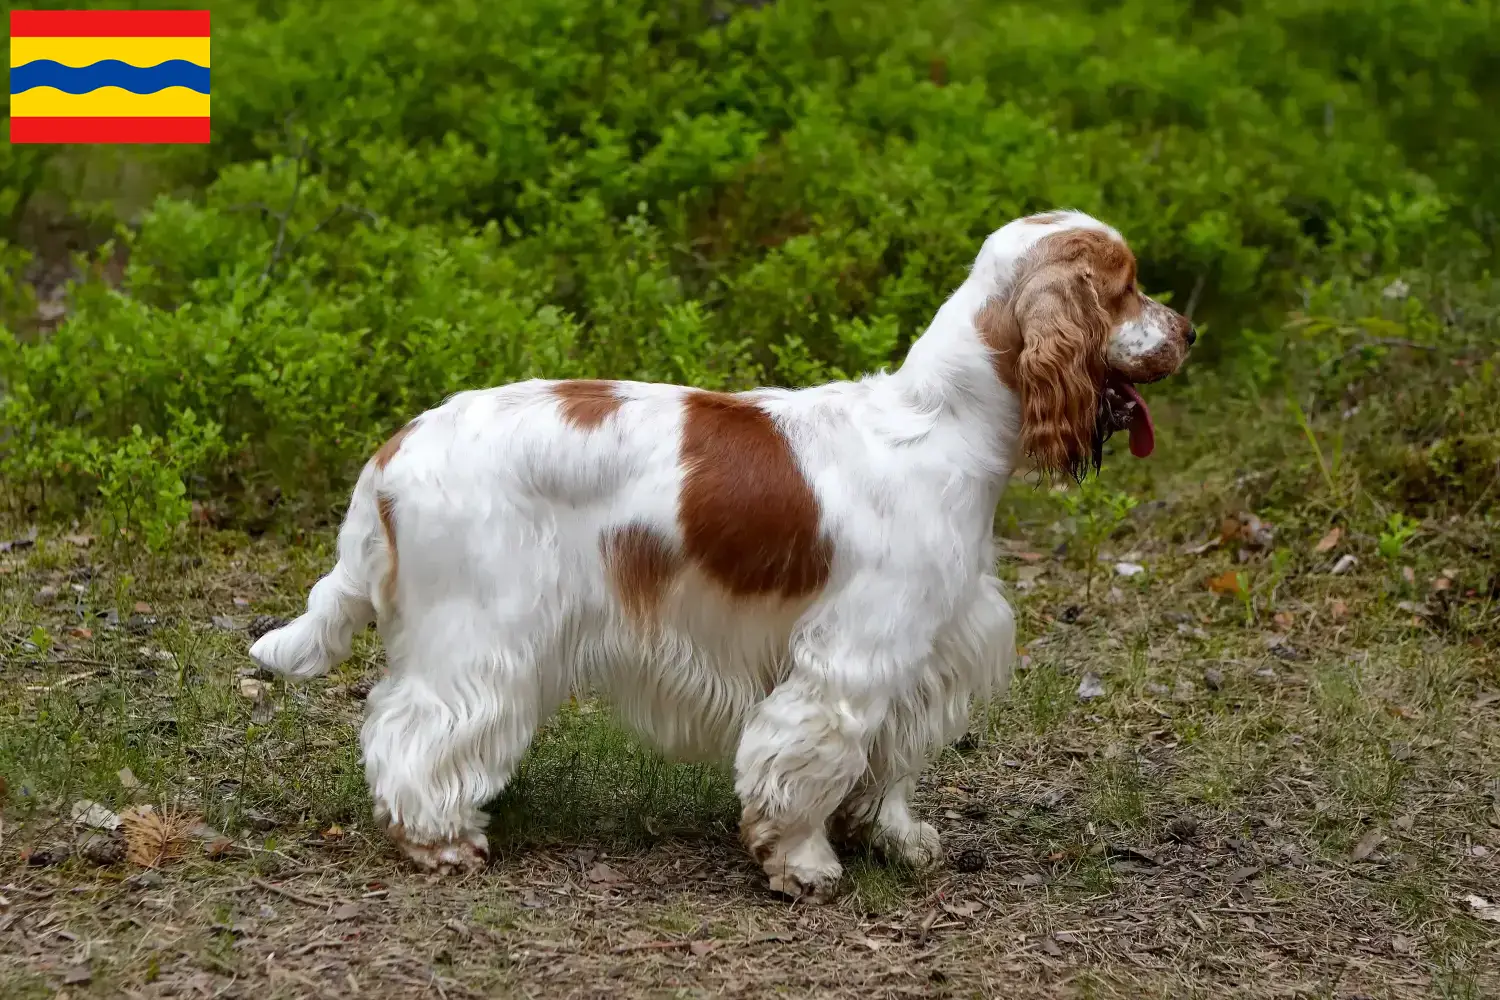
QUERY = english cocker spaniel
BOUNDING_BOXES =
[251,210,1194,899]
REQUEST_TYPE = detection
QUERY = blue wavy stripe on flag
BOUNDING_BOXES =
[9,60,210,96]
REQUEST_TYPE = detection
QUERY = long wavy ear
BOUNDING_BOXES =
[1015,257,1111,481]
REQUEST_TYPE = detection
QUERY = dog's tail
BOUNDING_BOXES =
[249,464,384,679]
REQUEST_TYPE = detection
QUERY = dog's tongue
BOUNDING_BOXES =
[1118,382,1155,458]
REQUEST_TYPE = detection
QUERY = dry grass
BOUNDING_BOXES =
[2,371,1499,997]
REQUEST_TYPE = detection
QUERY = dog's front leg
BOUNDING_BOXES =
[733,647,891,902]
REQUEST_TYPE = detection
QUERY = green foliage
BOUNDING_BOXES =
[1055,480,1139,597]
[2,0,1497,525]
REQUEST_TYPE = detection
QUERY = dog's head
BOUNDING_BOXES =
[975,211,1195,480]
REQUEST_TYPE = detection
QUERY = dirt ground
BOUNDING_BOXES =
[3,449,1499,998]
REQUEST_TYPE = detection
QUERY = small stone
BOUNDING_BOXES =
[34,585,59,606]
[952,849,987,873]
[78,832,126,866]
[62,963,92,985]
[1165,816,1199,842]
[1077,673,1106,700]
[26,843,70,867]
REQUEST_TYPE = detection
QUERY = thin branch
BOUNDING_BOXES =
[259,135,310,284]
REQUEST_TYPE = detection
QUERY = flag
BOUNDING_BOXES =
[9,9,210,144]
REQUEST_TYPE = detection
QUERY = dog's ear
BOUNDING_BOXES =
[1015,258,1110,481]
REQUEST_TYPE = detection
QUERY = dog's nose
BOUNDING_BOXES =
[1185,324,1197,347]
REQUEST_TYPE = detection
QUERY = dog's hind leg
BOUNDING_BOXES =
[361,615,561,873]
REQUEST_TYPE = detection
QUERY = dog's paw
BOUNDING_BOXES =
[767,867,842,903]
[877,819,943,869]
[762,835,843,902]
[392,828,490,875]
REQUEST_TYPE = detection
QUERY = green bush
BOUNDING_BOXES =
[2,0,1496,527]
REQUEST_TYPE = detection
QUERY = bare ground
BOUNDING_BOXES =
[3,424,1499,998]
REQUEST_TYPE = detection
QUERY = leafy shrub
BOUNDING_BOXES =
[2,0,1495,526]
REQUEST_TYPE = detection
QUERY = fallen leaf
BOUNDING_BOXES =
[689,940,717,957]
[1314,526,1343,553]
[71,799,121,831]
[941,901,981,918]
[322,824,345,841]
[133,601,153,613]
[1272,611,1294,629]
[1077,673,1106,700]
[1329,599,1349,619]
[1227,865,1260,884]
[67,626,93,639]
[1114,561,1145,577]
[1393,814,1415,832]
[1466,895,1500,923]
[1350,829,1385,862]
[330,902,362,922]
[1040,935,1063,957]
[117,766,140,790]
[1203,667,1224,691]
[204,836,235,858]
[587,861,628,884]
[239,677,268,700]
[1207,570,1244,596]
[62,963,92,985]
[1331,553,1358,575]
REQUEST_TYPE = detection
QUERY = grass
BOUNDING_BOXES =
[3,369,1498,999]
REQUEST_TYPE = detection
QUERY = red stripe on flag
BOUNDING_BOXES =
[9,117,210,144]
[9,9,210,37]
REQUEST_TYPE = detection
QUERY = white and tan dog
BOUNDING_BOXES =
[251,210,1194,899]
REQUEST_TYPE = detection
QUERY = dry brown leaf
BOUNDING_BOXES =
[689,940,717,957]
[1329,599,1349,619]
[120,805,199,869]
[1314,526,1342,553]
[586,861,628,884]
[1350,829,1385,862]
[1207,570,1244,596]
[133,601,153,613]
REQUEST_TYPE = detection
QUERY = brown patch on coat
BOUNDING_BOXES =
[554,380,623,430]
[602,523,681,626]
[1023,211,1070,225]
[678,392,832,599]
[376,491,400,608]
[374,420,417,470]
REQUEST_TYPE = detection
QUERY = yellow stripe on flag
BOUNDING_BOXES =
[10,86,210,118]
[10,37,210,68]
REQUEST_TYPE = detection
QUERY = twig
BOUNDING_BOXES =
[247,876,331,910]
[259,134,310,284]
[1184,273,1207,322]
[611,939,693,954]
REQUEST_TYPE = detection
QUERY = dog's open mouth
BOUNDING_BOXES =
[1096,376,1156,461]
